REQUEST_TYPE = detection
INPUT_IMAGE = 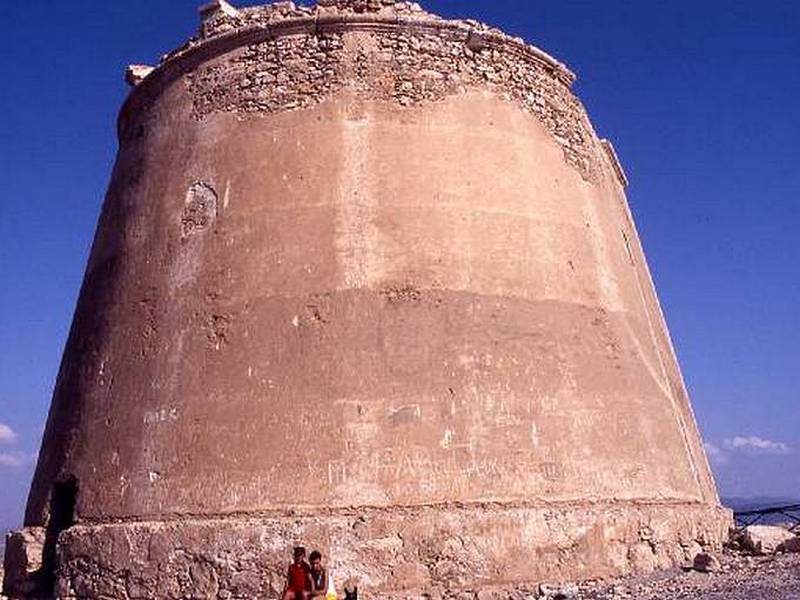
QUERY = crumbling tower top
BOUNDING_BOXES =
[122,0,585,177]
[128,0,575,91]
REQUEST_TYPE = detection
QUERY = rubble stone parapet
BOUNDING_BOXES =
[122,0,601,180]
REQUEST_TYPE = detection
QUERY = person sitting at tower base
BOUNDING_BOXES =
[282,546,312,600]
[308,550,329,598]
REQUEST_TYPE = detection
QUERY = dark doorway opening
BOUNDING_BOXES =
[40,476,79,594]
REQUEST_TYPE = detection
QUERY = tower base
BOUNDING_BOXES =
[5,502,731,599]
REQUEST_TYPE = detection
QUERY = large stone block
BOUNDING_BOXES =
[2,528,45,598]
[741,525,795,555]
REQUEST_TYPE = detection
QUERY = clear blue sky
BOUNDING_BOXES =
[1,1,798,528]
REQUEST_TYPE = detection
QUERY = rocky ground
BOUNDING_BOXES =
[435,552,800,600]
[574,551,800,600]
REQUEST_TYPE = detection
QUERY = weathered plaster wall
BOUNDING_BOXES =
[6,1,728,597]
[28,90,714,519]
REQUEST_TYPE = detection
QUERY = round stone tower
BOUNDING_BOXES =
[5,1,730,598]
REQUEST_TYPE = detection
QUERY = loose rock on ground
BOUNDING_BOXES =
[576,549,800,600]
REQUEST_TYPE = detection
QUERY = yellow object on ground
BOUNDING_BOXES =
[326,570,337,600]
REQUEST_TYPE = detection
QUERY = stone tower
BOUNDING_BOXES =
[4,1,730,598]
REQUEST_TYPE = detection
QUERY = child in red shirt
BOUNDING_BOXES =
[282,546,312,600]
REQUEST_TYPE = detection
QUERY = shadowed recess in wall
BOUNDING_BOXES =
[40,476,78,594]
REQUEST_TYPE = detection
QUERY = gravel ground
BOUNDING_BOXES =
[576,551,800,600]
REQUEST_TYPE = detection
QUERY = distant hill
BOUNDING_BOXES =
[723,497,800,512]
[723,497,800,527]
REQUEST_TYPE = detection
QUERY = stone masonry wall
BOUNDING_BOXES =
[136,0,603,182]
[44,502,729,600]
